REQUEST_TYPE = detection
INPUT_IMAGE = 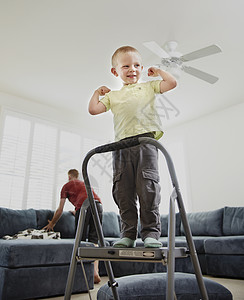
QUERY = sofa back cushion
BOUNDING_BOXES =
[0,207,37,238]
[180,208,223,236]
[36,209,75,238]
[223,206,244,235]
[160,213,181,237]
[102,212,120,237]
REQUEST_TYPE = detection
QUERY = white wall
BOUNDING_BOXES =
[163,101,244,212]
[0,91,84,131]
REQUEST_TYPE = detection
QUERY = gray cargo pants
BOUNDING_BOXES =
[112,142,161,241]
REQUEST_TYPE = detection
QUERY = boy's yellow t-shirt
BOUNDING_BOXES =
[100,80,164,141]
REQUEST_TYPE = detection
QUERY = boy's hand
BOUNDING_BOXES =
[148,67,160,77]
[96,86,111,96]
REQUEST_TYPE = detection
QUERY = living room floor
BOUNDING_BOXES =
[40,275,244,300]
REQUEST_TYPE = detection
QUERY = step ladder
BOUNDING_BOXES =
[64,137,209,300]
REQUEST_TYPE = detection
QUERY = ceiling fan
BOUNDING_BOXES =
[143,41,222,84]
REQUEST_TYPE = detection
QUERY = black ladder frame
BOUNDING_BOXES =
[64,137,209,300]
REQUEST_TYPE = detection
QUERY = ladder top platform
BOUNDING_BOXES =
[78,246,188,262]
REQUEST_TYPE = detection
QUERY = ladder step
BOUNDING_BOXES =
[77,246,188,262]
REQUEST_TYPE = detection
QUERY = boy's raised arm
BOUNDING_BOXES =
[148,67,177,93]
[88,86,110,115]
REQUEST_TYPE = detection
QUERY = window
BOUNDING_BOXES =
[0,109,83,210]
[26,122,58,209]
[0,115,31,209]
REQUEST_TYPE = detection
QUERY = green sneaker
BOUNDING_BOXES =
[113,237,136,248]
[144,237,162,248]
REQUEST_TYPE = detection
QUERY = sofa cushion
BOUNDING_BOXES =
[102,212,120,237]
[204,236,244,255]
[158,236,208,254]
[36,209,75,238]
[160,213,181,237]
[0,207,37,238]
[180,208,223,236]
[223,206,244,235]
[52,211,76,238]
[175,236,209,254]
[206,254,244,279]
[97,272,232,300]
[36,209,53,229]
[0,262,94,299]
[0,239,92,268]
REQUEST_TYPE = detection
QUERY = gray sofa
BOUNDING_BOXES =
[1,206,243,299]
[100,206,244,279]
[0,207,94,300]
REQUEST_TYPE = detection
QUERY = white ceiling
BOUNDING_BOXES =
[0,0,244,131]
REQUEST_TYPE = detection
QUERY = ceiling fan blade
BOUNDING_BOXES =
[143,41,170,58]
[181,45,222,62]
[182,65,219,84]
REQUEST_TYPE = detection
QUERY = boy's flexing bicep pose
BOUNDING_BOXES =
[89,46,177,248]
[89,86,109,115]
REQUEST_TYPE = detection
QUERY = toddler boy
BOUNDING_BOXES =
[89,46,177,248]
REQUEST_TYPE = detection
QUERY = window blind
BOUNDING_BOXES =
[0,115,31,209]
[0,110,83,210]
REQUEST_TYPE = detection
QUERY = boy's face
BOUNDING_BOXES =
[111,51,143,85]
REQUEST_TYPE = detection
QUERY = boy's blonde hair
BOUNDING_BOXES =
[111,46,141,67]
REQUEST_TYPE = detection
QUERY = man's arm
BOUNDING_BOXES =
[42,198,66,231]
[88,86,110,115]
[148,67,177,93]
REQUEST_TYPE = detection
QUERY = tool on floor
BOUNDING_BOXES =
[64,136,209,300]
